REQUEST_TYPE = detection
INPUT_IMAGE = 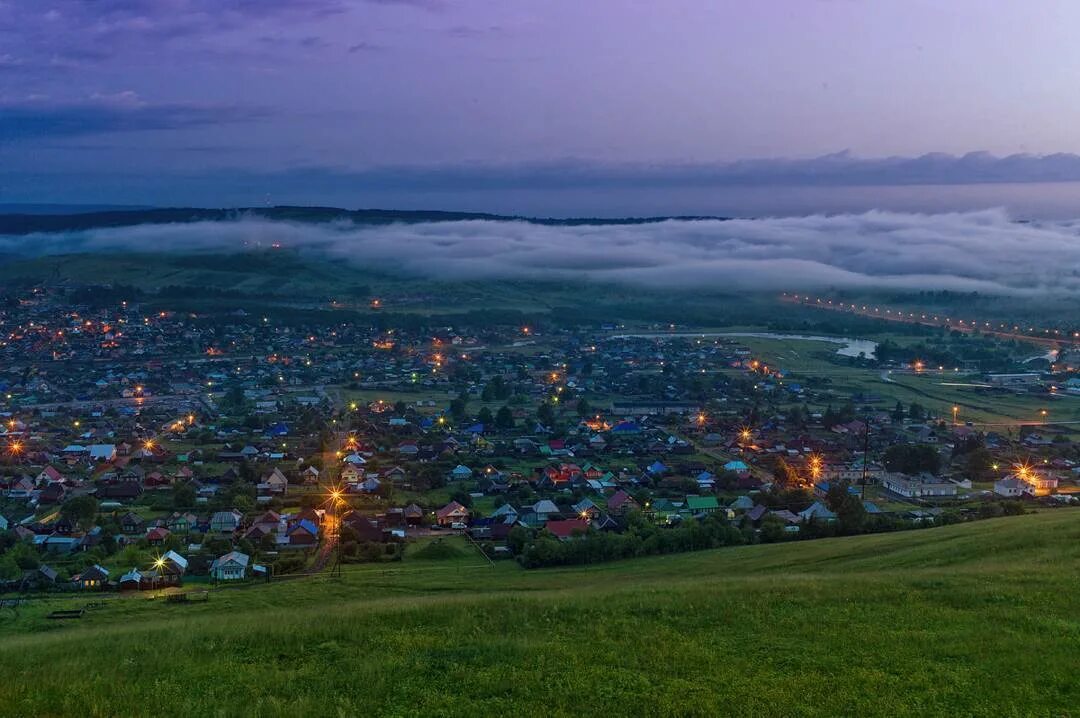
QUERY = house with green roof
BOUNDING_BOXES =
[685,495,720,514]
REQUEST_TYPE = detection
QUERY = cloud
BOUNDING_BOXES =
[347,42,384,53]
[0,94,268,140]
[0,0,350,70]
[2,209,1078,296]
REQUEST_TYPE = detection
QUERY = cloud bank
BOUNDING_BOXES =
[0,93,267,140]
[2,209,1078,295]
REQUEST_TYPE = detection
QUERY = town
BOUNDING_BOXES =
[1,281,1077,593]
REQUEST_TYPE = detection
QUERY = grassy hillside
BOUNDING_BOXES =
[2,510,1078,716]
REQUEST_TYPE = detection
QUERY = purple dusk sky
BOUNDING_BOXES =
[4,0,1080,214]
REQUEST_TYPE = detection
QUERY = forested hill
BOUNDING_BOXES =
[0,206,727,235]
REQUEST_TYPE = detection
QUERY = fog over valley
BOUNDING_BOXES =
[3,208,1079,296]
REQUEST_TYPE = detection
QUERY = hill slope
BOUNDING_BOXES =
[2,510,1078,716]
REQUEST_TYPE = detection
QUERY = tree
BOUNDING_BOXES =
[772,458,798,490]
[908,402,926,421]
[414,463,446,491]
[173,483,196,509]
[477,407,494,425]
[883,443,941,475]
[507,525,530,555]
[495,406,515,430]
[449,490,473,509]
[825,483,867,533]
[964,448,995,481]
[891,401,905,422]
[449,398,467,422]
[61,495,99,530]
[537,402,556,427]
[576,398,592,417]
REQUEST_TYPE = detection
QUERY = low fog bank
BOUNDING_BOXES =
[2,208,1077,296]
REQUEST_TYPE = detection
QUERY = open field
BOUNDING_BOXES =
[1,510,1078,716]
[725,334,1078,430]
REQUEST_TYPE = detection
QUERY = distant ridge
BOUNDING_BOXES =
[0,206,727,235]
[0,203,154,215]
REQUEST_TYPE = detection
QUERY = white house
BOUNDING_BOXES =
[994,477,1029,498]
[210,551,250,581]
[258,467,289,495]
[882,473,958,498]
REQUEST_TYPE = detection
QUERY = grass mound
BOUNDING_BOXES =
[411,538,467,560]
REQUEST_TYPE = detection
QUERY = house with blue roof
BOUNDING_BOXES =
[798,502,838,523]
[450,464,473,480]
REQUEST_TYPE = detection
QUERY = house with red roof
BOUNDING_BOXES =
[544,518,590,541]
[607,489,639,516]
[435,501,469,527]
[145,527,171,546]
[36,465,65,486]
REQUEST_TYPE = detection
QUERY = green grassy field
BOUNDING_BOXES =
[2,510,1079,716]
[728,334,1078,429]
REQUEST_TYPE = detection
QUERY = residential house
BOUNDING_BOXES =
[258,467,289,496]
[161,550,189,576]
[120,511,145,534]
[435,501,469,527]
[882,473,958,498]
[607,489,639,516]
[72,564,110,590]
[994,477,1029,498]
[529,499,561,522]
[685,495,720,515]
[210,551,250,581]
[210,509,243,533]
[544,518,590,540]
[89,444,117,462]
[402,504,424,526]
[36,466,65,485]
[287,519,319,546]
[798,502,838,523]
[450,464,473,481]
[166,512,197,533]
[145,527,170,546]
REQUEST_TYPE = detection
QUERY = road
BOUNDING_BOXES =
[781,296,1077,350]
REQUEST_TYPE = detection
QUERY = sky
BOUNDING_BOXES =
[5,0,1080,215]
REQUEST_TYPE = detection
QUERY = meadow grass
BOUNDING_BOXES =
[1,510,1079,716]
